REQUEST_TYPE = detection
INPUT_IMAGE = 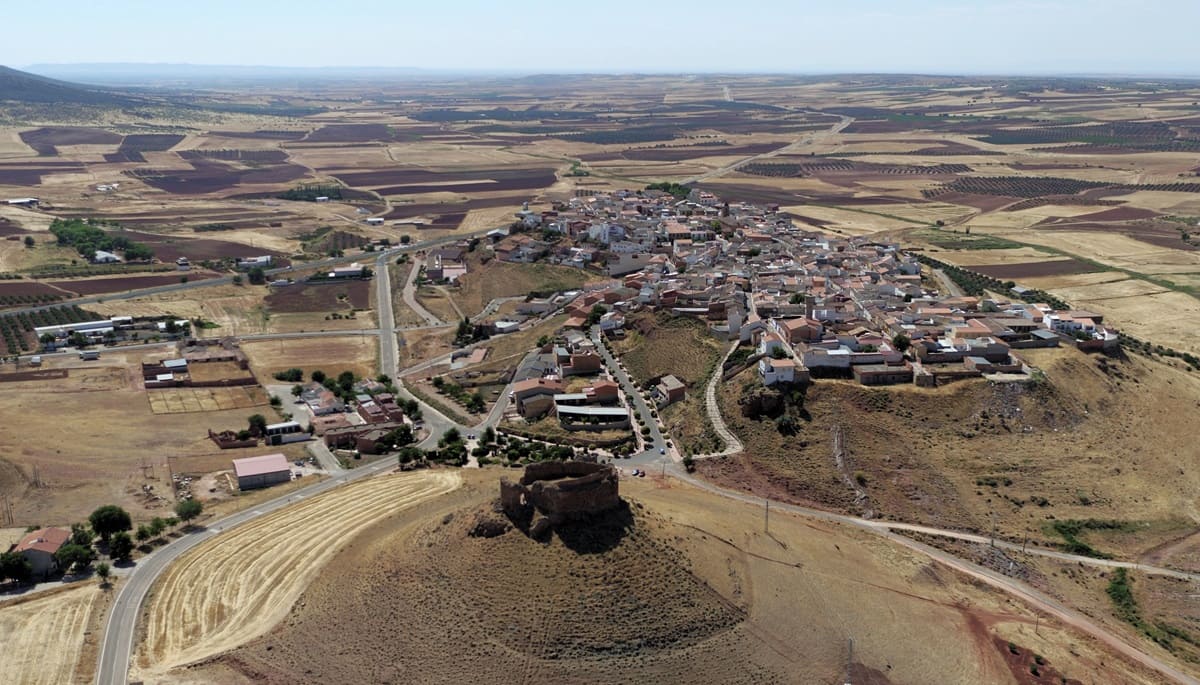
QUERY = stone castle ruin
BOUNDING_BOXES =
[500,462,621,539]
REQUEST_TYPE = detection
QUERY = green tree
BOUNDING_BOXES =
[95,562,111,586]
[0,551,32,584]
[175,499,203,526]
[135,526,151,543]
[23,235,34,248]
[231,274,243,286]
[247,266,267,285]
[467,392,485,412]
[88,505,132,541]
[441,428,462,446]
[482,426,496,444]
[109,532,134,561]
[337,370,356,392]
[149,517,167,538]
[55,543,96,573]
[586,304,607,326]
[291,384,303,397]
[891,333,911,353]
[69,523,93,547]
[311,369,326,383]
[247,414,268,435]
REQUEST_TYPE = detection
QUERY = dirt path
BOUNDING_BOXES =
[0,584,103,685]
[133,471,461,678]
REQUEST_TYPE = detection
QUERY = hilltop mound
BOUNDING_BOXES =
[216,499,767,683]
[181,474,1164,685]
[0,65,146,106]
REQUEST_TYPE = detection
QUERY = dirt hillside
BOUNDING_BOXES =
[702,347,1200,560]
[184,474,1164,685]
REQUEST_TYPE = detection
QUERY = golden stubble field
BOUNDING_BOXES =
[132,470,461,681]
[0,584,105,685]
[170,472,1169,685]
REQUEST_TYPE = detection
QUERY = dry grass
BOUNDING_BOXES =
[0,352,297,525]
[133,471,462,680]
[239,335,378,383]
[0,584,104,685]
[189,471,1167,685]
[614,313,724,387]
[450,256,606,317]
[701,346,1200,557]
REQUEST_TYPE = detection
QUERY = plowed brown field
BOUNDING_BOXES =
[133,470,461,678]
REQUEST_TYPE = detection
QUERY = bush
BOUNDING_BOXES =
[273,368,304,382]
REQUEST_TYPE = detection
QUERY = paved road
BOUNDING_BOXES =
[94,457,397,685]
[590,326,670,468]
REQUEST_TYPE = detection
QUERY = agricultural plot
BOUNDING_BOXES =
[0,162,87,185]
[18,126,122,155]
[104,134,186,163]
[0,585,103,685]
[47,271,221,296]
[134,471,462,676]
[264,280,371,313]
[147,386,268,414]
[127,156,309,195]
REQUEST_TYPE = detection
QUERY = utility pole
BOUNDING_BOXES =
[764,498,770,533]
[990,511,996,548]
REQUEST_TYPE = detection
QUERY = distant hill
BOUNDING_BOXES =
[0,65,148,106]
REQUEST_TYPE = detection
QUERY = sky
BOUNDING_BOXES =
[6,0,1200,76]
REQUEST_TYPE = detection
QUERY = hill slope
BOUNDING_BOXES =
[0,65,146,106]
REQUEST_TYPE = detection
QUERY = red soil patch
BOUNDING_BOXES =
[209,130,308,141]
[18,127,121,156]
[1073,206,1160,222]
[972,259,1099,279]
[47,271,221,295]
[992,636,1082,685]
[104,134,185,163]
[927,191,1016,212]
[303,124,430,144]
[0,163,86,185]
[110,230,285,262]
[384,197,519,222]
[127,157,309,195]
[616,143,784,162]
[0,281,73,297]
[265,280,371,313]
[334,167,557,196]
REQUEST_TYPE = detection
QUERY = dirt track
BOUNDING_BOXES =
[132,470,461,678]
[0,584,102,685]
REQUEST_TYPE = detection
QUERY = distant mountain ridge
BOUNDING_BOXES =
[0,65,148,105]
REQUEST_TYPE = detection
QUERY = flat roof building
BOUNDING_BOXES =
[232,453,291,491]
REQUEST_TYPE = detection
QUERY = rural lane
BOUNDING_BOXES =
[399,257,443,326]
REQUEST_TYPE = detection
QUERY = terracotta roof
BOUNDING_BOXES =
[14,527,70,555]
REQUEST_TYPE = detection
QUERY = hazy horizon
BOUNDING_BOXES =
[4,0,1199,77]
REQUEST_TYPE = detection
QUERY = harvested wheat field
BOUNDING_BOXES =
[0,584,103,685]
[132,470,461,681]
[178,473,1168,685]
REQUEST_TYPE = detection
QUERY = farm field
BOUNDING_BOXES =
[0,350,289,524]
[180,472,1168,685]
[0,584,105,685]
[239,335,379,383]
[132,470,462,681]
[146,386,268,414]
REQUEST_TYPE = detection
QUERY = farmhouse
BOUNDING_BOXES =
[512,377,565,418]
[92,250,121,264]
[655,374,687,404]
[5,197,39,207]
[12,527,70,578]
[232,453,291,490]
